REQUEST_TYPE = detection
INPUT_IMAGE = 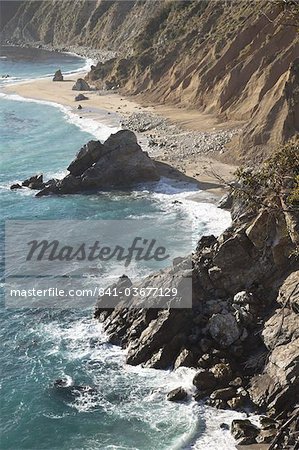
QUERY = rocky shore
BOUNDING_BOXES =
[94,180,299,448]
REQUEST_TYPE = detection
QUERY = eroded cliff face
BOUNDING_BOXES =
[1,0,299,160]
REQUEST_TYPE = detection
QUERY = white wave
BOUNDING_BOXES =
[0,91,120,141]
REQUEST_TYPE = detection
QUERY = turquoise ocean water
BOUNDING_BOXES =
[0,46,241,450]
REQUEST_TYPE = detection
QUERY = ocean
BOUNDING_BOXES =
[0,46,243,450]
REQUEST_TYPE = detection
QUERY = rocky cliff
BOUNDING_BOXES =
[94,139,299,447]
[1,0,299,162]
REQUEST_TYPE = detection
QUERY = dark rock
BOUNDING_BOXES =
[227,396,243,409]
[231,419,260,445]
[81,130,160,189]
[36,130,160,196]
[166,387,188,402]
[53,69,63,81]
[67,140,106,176]
[77,104,82,110]
[229,377,243,387]
[22,174,43,187]
[75,94,89,101]
[220,422,230,430]
[72,78,91,91]
[10,183,22,190]
[193,369,217,391]
[256,428,277,443]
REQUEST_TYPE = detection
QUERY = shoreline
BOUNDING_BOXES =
[2,69,238,201]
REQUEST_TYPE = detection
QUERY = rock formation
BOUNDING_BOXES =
[94,187,299,447]
[52,69,63,82]
[36,130,160,196]
[72,78,91,91]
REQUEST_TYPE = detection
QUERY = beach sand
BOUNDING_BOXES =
[3,72,238,199]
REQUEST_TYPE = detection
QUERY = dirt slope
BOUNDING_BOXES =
[1,0,299,162]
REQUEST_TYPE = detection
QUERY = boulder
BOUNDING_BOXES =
[166,387,188,402]
[53,69,63,81]
[75,94,89,101]
[208,313,241,348]
[231,419,260,445]
[193,369,217,391]
[72,78,91,91]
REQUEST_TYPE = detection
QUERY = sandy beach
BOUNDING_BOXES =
[3,71,239,199]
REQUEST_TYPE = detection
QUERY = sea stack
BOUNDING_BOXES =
[53,69,63,81]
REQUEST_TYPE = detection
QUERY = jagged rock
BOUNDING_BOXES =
[174,348,195,369]
[53,69,63,81]
[166,387,188,402]
[36,130,160,196]
[277,270,299,313]
[126,309,189,367]
[77,104,82,110]
[248,272,299,416]
[208,313,241,348]
[72,78,91,91]
[10,183,22,190]
[22,174,45,190]
[246,210,274,249]
[231,419,260,445]
[218,193,233,210]
[67,140,106,176]
[75,94,89,101]
[81,130,160,189]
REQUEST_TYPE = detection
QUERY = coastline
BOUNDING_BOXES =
[2,70,238,200]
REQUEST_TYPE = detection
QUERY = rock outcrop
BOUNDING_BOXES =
[53,69,63,81]
[72,78,91,91]
[94,192,299,447]
[36,130,160,196]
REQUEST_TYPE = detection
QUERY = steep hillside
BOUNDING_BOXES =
[1,0,299,162]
